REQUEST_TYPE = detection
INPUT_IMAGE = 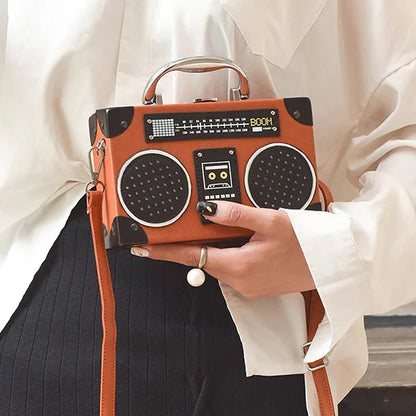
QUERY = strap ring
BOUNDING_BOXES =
[86,180,105,194]
[301,341,330,372]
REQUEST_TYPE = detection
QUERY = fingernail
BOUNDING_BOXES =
[131,247,149,257]
[196,201,217,216]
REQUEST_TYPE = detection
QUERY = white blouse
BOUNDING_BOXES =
[1,1,416,414]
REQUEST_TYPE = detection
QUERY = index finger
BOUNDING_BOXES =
[198,200,279,233]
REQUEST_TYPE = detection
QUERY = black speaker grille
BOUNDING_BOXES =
[245,143,315,210]
[118,151,190,226]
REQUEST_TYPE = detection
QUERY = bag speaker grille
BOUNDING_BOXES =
[117,150,191,227]
[245,143,316,210]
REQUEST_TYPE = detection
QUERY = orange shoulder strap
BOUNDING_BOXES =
[87,190,117,416]
[301,180,335,416]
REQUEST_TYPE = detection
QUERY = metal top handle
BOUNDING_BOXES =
[142,56,250,105]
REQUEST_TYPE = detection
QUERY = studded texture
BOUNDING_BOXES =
[246,144,315,210]
[119,152,190,225]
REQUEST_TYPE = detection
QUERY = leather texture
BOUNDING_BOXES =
[318,180,333,211]
[87,190,117,416]
[301,180,336,416]
[302,289,336,416]
[90,97,320,248]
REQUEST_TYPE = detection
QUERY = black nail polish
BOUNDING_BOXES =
[196,201,217,216]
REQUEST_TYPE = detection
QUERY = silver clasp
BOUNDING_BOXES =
[86,139,106,193]
[301,342,329,372]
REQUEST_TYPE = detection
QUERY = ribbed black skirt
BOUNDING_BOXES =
[0,196,307,415]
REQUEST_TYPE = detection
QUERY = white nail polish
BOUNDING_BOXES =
[131,247,149,257]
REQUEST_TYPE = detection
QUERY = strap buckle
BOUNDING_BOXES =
[301,342,329,372]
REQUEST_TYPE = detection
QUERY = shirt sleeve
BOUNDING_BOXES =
[0,1,7,75]
[284,59,416,363]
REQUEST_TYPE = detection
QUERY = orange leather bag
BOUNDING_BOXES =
[86,57,335,416]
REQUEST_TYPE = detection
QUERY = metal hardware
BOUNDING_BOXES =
[230,87,245,102]
[86,139,106,193]
[142,56,250,105]
[301,341,330,372]
[85,180,105,194]
[193,97,218,103]
[306,356,329,372]
[302,341,312,357]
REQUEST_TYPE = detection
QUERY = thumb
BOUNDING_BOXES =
[196,200,274,232]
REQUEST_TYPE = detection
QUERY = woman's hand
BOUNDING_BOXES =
[131,201,315,298]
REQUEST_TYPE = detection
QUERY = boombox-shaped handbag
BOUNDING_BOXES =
[86,57,336,416]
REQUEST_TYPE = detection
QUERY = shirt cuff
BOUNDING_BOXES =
[282,207,369,363]
[219,283,308,376]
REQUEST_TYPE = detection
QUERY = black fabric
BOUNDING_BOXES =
[0,196,308,416]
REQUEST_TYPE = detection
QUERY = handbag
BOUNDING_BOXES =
[86,57,335,416]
